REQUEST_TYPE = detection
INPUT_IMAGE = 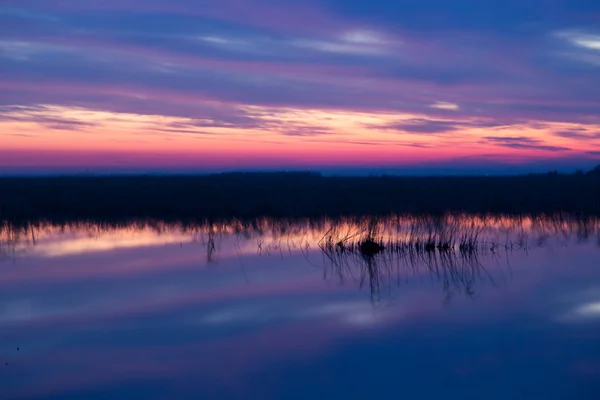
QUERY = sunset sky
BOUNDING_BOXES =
[1,0,599,174]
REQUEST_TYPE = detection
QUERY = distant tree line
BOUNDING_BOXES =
[1,165,599,225]
[530,164,600,177]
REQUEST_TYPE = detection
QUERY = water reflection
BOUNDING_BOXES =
[1,214,600,399]
[3,214,599,255]
[2,214,599,298]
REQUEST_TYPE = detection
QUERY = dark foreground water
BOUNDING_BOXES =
[1,215,600,399]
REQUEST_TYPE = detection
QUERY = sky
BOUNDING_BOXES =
[1,0,600,174]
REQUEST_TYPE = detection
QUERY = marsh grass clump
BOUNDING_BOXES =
[311,213,600,302]
[318,215,491,260]
[317,217,495,303]
[358,237,385,257]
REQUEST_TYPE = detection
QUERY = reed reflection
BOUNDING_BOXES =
[1,214,599,301]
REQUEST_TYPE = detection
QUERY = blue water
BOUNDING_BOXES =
[1,218,599,399]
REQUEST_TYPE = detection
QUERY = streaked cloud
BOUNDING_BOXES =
[341,30,388,45]
[290,30,396,56]
[0,0,599,171]
[291,29,396,56]
[556,31,600,51]
[553,129,600,139]
[0,6,59,21]
[429,102,460,111]
[484,136,572,152]
[377,118,460,134]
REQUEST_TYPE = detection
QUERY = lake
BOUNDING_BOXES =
[1,215,600,399]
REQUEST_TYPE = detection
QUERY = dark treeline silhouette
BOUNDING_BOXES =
[1,166,600,224]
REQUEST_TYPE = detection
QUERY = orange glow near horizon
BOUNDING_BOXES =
[1,104,599,169]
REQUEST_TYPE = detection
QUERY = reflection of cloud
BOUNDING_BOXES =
[557,301,600,323]
[201,305,272,325]
[34,232,192,257]
[199,300,389,328]
[0,299,36,322]
[0,298,105,324]
[302,301,386,326]
[572,302,600,317]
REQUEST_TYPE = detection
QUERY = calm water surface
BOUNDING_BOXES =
[1,216,600,399]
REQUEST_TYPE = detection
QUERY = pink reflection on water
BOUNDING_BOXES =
[1,215,600,398]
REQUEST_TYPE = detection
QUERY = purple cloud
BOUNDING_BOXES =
[554,130,600,139]
[0,0,600,172]
[484,136,572,152]
[376,119,460,134]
